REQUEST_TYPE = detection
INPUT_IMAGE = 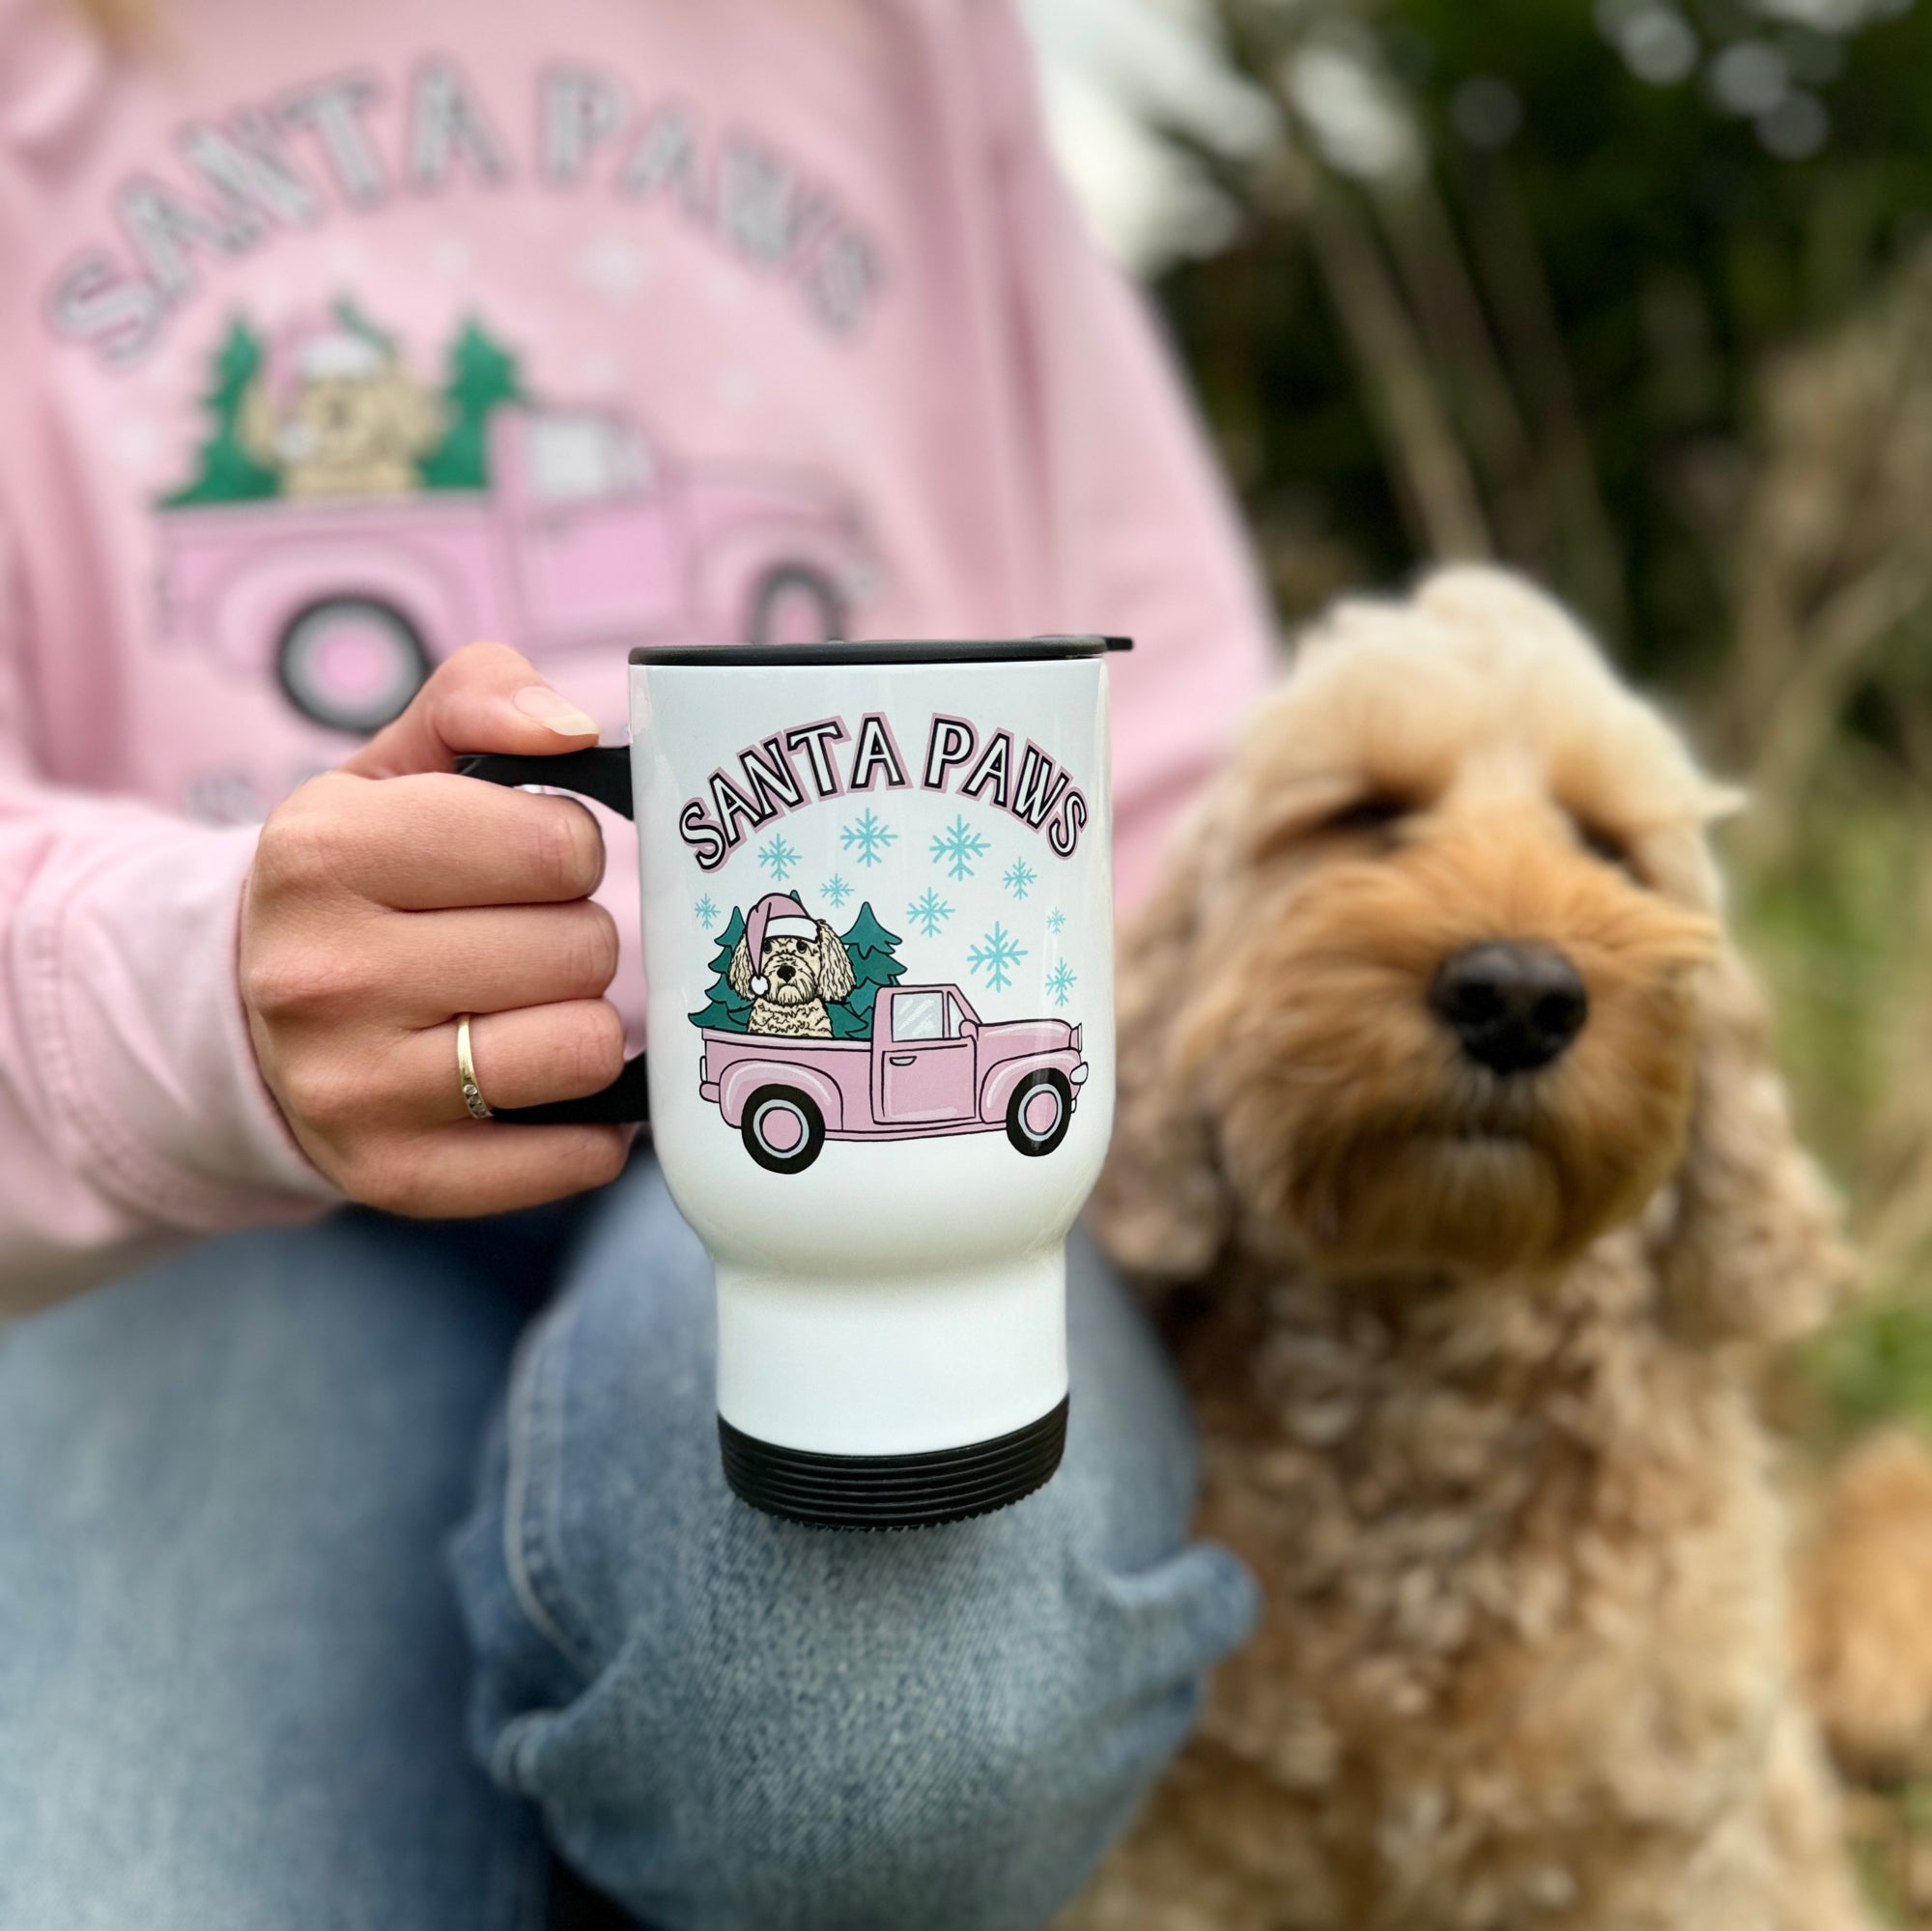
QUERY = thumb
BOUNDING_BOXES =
[338,640,602,780]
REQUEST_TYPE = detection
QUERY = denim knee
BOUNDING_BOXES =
[0,1211,555,1931]
[449,1160,1256,1931]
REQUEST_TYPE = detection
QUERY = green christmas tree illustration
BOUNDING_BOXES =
[330,296,395,355]
[688,906,753,1034]
[830,902,906,1039]
[159,317,281,506]
[420,317,526,492]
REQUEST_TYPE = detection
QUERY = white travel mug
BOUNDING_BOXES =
[460,636,1120,1527]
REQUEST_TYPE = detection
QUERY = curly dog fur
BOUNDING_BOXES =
[1066,568,1870,1931]
[1797,1426,1932,1782]
[725,917,854,1037]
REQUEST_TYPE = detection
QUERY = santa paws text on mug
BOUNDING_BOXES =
[460,636,1124,1529]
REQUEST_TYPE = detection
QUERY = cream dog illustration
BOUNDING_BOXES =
[240,311,443,499]
[728,893,856,1037]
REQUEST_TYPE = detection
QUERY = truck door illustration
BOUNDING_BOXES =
[879,988,978,1123]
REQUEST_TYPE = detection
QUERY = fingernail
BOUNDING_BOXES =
[514,684,601,737]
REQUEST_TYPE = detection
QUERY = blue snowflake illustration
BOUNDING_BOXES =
[694,893,719,928]
[821,873,853,910]
[1002,858,1037,900]
[757,834,802,881]
[907,888,953,937]
[967,923,1027,993]
[931,814,991,880]
[840,809,897,867]
[1046,907,1066,935]
[1045,959,1077,1008]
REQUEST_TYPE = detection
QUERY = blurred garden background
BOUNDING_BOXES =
[1022,0,1932,1912]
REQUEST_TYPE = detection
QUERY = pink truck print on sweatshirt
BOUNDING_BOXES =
[153,305,876,734]
[701,981,1088,1176]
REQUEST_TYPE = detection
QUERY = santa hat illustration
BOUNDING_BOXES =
[265,309,388,412]
[744,893,819,997]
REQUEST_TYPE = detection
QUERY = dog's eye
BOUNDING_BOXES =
[1576,819,1629,868]
[1319,795,1412,837]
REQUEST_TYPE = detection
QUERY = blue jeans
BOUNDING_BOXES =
[0,1155,1255,1930]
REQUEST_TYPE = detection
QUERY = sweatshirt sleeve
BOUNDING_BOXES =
[0,521,337,1313]
[976,3,1280,912]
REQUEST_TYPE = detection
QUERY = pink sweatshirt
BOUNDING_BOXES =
[0,0,1274,1304]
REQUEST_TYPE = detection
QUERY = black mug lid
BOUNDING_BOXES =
[628,634,1132,668]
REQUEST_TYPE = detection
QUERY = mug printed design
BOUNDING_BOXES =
[688,888,1088,1175]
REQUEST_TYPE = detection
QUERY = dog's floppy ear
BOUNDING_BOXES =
[1087,808,1233,1281]
[236,378,282,470]
[1652,942,1855,1343]
[375,363,446,458]
[817,923,855,1003]
[726,937,754,1000]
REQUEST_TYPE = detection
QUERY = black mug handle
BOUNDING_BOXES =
[454,748,651,1126]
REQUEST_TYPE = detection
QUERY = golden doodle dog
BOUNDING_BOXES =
[1066,568,1872,1931]
[239,311,443,499]
[727,891,856,1037]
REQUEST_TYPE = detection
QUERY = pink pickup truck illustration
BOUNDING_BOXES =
[700,984,1089,1175]
[156,406,875,734]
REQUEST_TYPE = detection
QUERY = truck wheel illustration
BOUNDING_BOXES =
[1005,1070,1072,1158]
[750,566,844,646]
[276,596,433,734]
[743,1084,827,1175]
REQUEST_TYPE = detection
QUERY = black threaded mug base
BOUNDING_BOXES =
[719,1398,1069,1530]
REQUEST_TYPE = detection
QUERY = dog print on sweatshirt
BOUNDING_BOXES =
[152,301,877,734]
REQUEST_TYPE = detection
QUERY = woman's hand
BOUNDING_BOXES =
[240,642,634,1216]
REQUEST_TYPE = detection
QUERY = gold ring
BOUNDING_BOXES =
[456,1013,493,1121]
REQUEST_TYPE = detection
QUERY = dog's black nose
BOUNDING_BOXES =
[1430,943,1588,1075]
[776,963,795,982]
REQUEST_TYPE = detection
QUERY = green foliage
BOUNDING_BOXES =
[830,901,906,1038]
[688,906,752,1033]
[1733,771,1925,1181]
[1709,753,1932,1496]
[1806,1300,1932,1447]
[159,317,280,507]
[1162,0,1932,678]
[420,317,526,492]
